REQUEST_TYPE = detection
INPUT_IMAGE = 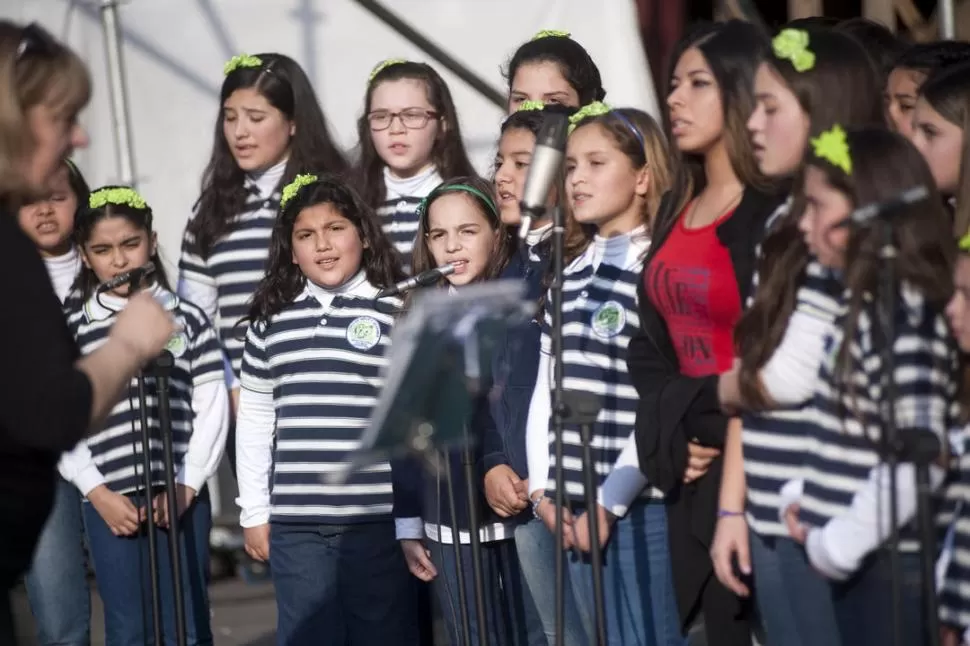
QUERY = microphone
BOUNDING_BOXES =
[518,112,570,240]
[375,263,458,299]
[837,185,930,228]
[96,261,156,294]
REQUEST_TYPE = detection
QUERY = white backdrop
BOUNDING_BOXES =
[1,0,659,274]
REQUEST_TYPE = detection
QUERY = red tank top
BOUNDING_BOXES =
[645,209,742,377]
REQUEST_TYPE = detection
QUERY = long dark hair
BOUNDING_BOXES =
[504,33,606,107]
[188,53,348,258]
[353,61,476,209]
[73,185,171,300]
[833,17,905,82]
[804,128,954,409]
[735,27,885,408]
[247,175,404,324]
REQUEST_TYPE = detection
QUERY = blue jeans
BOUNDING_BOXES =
[24,477,91,646]
[270,520,417,646]
[429,537,545,646]
[83,489,213,646]
[514,518,586,645]
[567,502,684,646]
[748,532,840,646]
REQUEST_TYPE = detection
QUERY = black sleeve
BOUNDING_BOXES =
[0,215,92,451]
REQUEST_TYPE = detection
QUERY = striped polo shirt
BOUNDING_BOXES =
[179,191,280,377]
[799,284,958,552]
[65,286,225,495]
[240,275,402,524]
[376,165,442,271]
[541,228,664,504]
[940,426,970,631]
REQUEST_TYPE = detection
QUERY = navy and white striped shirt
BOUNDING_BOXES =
[940,425,970,631]
[799,284,958,552]
[376,166,441,271]
[60,286,225,495]
[179,191,280,378]
[536,229,664,504]
[239,274,402,524]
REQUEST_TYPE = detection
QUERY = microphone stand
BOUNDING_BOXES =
[873,219,940,646]
[135,372,163,646]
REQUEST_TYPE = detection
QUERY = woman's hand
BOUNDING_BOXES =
[711,514,752,597]
[243,524,270,562]
[400,539,437,582]
[685,441,721,483]
[573,504,616,552]
[88,485,142,536]
[110,291,176,364]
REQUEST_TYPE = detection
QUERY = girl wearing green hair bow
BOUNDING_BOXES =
[505,30,605,114]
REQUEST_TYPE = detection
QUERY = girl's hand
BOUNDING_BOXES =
[243,524,271,562]
[784,503,808,544]
[536,497,576,550]
[230,387,240,421]
[573,504,616,552]
[711,515,752,597]
[152,484,197,528]
[400,539,437,582]
[484,465,529,517]
[88,485,142,536]
[685,441,721,483]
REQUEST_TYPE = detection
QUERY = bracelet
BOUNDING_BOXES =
[531,496,547,521]
[717,509,745,518]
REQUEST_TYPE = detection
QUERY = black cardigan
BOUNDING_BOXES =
[0,208,93,590]
[628,187,785,629]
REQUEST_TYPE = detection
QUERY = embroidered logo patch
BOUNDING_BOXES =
[591,301,626,338]
[347,316,381,350]
[165,332,189,358]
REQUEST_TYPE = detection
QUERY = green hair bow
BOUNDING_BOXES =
[516,100,546,113]
[89,187,148,210]
[811,125,852,175]
[772,29,815,73]
[223,53,263,76]
[567,101,612,134]
[959,231,970,253]
[532,29,570,40]
[281,174,319,209]
[369,58,408,82]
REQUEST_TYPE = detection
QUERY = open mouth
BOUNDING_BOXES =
[316,257,339,268]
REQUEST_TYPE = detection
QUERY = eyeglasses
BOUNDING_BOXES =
[15,22,58,63]
[367,108,438,132]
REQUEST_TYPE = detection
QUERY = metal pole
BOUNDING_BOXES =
[99,0,137,186]
[940,0,956,40]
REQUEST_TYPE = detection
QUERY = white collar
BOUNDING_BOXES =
[295,270,377,309]
[382,165,442,200]
[526,223,552,248]
[83,282,177,323]
[245,157,288,200]
[574,225,650,272]
[44,246,79,270]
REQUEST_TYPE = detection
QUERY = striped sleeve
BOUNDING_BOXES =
[178,223,216,288]
[241,322,272,393]
[188,311,228,387]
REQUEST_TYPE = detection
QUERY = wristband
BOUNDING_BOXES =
[531,496,547,521]
[717,509,745,519]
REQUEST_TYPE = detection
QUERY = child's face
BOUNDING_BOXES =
[291,204,365,289]
[80,215,156,298]
[17,165,77,257]
[507,61,579,114]
[667,47,724,155]
[368,79,439,179]
[910,97,963,195]
[425,193,498,287]
[885,67,925,139]
[748,63,810,178]
[494,127,541,226]
[222,87,294,173]
[946,255,970,353]
[565,123,648,237]
[798,166,851,270]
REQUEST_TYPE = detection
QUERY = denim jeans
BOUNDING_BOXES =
[514,518,586,645]
[83,489,213,646]
[24,477,91,646]
[429,537,545,646]
[748,532,840,646]
[269,520,417,646]
[566,501,685,646]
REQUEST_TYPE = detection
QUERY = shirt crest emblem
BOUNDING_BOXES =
[347,316,382,350]
[591,301,626,338]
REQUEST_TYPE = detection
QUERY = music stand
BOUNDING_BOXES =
[335,279,535,646]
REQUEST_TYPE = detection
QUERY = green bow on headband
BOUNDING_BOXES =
[369,58,407,82]
[959,231,970,253]
[89,187,147,210]
[223,53,263,76]
[532,29,570,40]
[281,173,318,208]
[811,125,852,175]
[773,29,815,73]
[517,100,546,113]
[567,101,612,134]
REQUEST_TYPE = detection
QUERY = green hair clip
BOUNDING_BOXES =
[89,187,147,210]
[811,125,852,175]
[532,29,570,40]
[516,100,546,113]
[772,29,815,73]
[223,53,263,76]
[281,173,319,209]
[959,231,970,253]
[567,101,612,134]
[369,58,408,82]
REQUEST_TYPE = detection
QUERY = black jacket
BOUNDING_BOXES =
[628,187,785,628]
